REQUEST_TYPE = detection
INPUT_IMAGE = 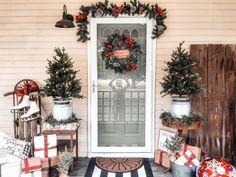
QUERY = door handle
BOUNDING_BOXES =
[92,81,96,93]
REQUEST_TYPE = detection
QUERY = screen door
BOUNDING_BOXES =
[89,17,155,155]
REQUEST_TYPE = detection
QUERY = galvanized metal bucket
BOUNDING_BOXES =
[171,162,195,177]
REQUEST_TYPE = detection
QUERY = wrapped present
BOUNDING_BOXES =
[21,171,42,177]
[1,154,21,177]
[177,144,201,160]
[34,134,57,158]
[41,156,59,177]
[154,149,171,168]
[0,131,31,159]
[43,122,79,131]
[197,157,236,177]
[42,167,58,177]
[41,156,60,177]
[175,150,200,168]
[41,156,59,169]
[22,158,41,173]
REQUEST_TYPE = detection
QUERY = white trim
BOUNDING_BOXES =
[151,27,156,154]
[88,152,154,158]
[87,25,91,156]
[88,17,156,156]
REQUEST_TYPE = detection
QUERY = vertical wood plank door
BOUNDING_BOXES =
[189,45,208,151]
[190,44,236,165]
[207,44,225,156]
[224,45,236,161]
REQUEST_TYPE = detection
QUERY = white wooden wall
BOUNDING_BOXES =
[0,0,236,157]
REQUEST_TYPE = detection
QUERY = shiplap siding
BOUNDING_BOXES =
[0,0,236,157]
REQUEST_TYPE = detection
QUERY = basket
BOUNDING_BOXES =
[171,162,195,177]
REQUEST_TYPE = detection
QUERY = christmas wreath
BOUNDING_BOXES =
[101,33,142,73]
[76,0,167,42]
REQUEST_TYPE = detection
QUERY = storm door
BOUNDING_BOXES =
[89,17,155,156]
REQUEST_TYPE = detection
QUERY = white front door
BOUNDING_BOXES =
[89,17,155,157]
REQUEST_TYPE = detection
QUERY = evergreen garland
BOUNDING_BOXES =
[76,0,167,42]
[160,42,203,97]
[44,48,84,99]
[160,111,205,126]
[44,113,81,127]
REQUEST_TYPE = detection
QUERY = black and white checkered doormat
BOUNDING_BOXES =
[84,158,154,177]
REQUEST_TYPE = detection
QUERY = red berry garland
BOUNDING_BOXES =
[101,34,142,73]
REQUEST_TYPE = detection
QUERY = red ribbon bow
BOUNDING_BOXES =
[183,153,197,167]
[15,81,39,96]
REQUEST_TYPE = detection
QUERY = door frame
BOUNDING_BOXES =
[88,17,156,157]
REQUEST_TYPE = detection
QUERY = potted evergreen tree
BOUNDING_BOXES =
[44,47,83,121]
[160,42,202,117]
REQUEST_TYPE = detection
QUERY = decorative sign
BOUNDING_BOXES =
[158,129,175,152]
[114,49,130,59]
[0,131,31,159]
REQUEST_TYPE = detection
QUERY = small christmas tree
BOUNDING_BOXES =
[160,41,202,97]
[44,48,83,99]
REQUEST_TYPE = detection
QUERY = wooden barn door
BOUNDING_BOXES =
[189,44,236,165]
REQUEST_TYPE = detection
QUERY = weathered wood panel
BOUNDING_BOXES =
[207,44,225,156]
[189,45,208,151]
[224,45,236,163]
[190,44,236,165]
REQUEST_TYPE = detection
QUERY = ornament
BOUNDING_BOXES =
[113,5,124,17]
[139,7,145,14]
[75,13,87,22]
[101,33,141,73]
[156,7,164,16]
[197,157,236,177]
[130,6,137,13]
[96,8,104,16]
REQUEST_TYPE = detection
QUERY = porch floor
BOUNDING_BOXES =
[69,158,172,177]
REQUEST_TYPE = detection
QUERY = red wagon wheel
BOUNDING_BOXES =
[14,79,39,97]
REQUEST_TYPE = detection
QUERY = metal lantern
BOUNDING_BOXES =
[55,5,75,28]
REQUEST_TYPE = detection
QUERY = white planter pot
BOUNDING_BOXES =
[170,96,191,117]
[53,99,72,121]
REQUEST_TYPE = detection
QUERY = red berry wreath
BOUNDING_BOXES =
[101,34,142,73]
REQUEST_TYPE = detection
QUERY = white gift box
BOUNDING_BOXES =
[20,170,42,177]
[175,150,200,168]
[34,134,57,158]
[1,154,22,177]
[43,122,79,131]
